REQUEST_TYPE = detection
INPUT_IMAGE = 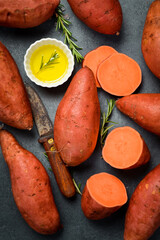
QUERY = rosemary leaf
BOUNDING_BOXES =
[55,4,84,63]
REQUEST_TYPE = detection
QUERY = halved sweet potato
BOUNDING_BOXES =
[81,172,128,220]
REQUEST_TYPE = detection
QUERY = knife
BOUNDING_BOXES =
[26,84,76,198]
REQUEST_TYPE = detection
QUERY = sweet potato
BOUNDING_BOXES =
[81,172,128,220]
[116,93,160,136]
[97,53,142,96]
[0,0,59,28]
[67,0,123,35]
[54,67,100,166]
[102,126,150,170]
[0,129,61,235]
[141,0,160,79]
[82,46,117,87]
[124,164,160,240]
[0,41,33,130]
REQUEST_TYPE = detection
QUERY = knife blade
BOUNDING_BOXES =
[26,84,75,198]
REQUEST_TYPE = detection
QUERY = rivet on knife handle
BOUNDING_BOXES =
[39,133,76,198]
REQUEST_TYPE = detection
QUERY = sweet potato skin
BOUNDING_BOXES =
[0,130,60,235]
[124,164,160,240]
[0,41,33,130]
[116,93,160,136]
[54,67,100,166]
[81,185,120,220]
[67,0,122,35]
[0,0,60,28]
[141,0,160,79]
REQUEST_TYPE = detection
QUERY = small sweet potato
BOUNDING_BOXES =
[0,0,60,28]
[124,164,160,240]
[141,0,160,79]
[0,41,33,130]
[67,0,123,35]
[116,93,160,136]
[0,129,61,235]
[81,172,128,220]
[54,67,100,166]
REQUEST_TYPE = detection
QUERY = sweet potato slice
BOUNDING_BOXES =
[82,46,117,87]
[102,126,150,169]
[0,41,33,130]
[116,93,160,136]
[124,164,160,240]
[81,172,128,220]
[97,53,142,96]
[0,129,61,234]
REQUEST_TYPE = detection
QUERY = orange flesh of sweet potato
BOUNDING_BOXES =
[116,93,160,136]
[82,46,117,87]
[102,126,150,170]
[97,53,142,96]
[141,0,160,79]
[124,164,160,240]
[0,41,33,130]
[0,130,61,235]
[0,0,60,28]
[67,0,122,35]
[54,67,100,166]
[81,172,127,220]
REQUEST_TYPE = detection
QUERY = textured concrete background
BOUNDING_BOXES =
[0,0,159,239]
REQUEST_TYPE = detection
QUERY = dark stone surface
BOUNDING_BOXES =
[0,0,159,239]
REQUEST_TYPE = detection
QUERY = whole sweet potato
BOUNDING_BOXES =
[141,0,160,79]
[54,67,100,166]
[0,0,60,28]
[124,164,160,240]
[116,93,160,136]
[0,41,33,130]
[67,0,123,35]
[0,129,61,235]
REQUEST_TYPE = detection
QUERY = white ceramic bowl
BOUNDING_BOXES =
[24,38,74,87]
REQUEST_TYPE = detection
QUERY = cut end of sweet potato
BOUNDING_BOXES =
[97,53,142,96]
[87,172,127,207]
[82,46,117,88]
[102,126,150,169]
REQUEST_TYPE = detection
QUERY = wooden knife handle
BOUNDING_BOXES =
[39,134,76,198]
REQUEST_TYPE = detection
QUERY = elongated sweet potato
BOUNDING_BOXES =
[0,0,60,28]
[141,0,160,79]
[0,41,33,130]
[67,0,123,35]
[124,164,160,240]
[0,129,61,235]
[54,67,100,166]
[102,126,150,170]
[81,172,128,220]
[116,93,160,136]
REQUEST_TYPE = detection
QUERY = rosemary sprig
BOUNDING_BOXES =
[72,179,82,195]
[55,4,84,63]
[100,99,117,147]
[38,51,59,72]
